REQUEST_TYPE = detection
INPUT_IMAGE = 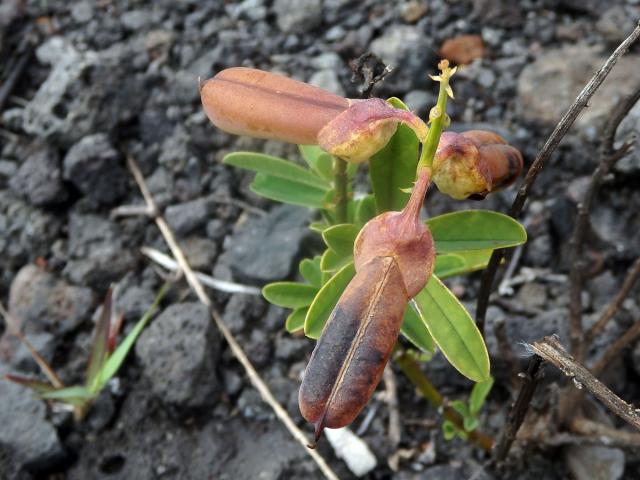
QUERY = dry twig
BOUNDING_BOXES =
[591,318,640,377]
[125,154,339,480]
[586,257,640,345]
[530,336,640,431]
[493,357,543,463]
[568,83,640,362]
[475,22,640,335]
[140,246,262,296]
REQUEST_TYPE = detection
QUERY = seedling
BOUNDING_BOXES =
[443,377,494,440]
[201,61,526,443]
[4,283,170,420]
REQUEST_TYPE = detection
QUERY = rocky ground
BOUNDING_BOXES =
[1,0,640,479]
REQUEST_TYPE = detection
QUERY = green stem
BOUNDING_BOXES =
[417,72,452,172]
[394,347,494,452]
[333,156,349,224]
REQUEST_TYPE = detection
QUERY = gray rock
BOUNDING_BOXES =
[115,284,156,320]
[63,133,127,206]
[221,293,266,334]
[565,445,625,480]
[6,332,56,373]
[71,1,94,23]
[308,69,345,96]
[370,25,422,68]
[121,10,151,31]
[514,282,547,311]
[135,303,220,408]
[21,37,96,139]
[310,52,343,70]
[9,146,67,206]
[0,191,62,272]
[274,335,307,361]
[0,378,65,471]
[596,6,638,44]
[182,236,218,270]
[517,44,640,137]
[614,100,640,174]
[273,0,322,33]
[524,234,552,267]
[403,90,436,116]
[165,197,214,236]
[6,264,93,335]
[224,204,312,284]
[63,213,137,289]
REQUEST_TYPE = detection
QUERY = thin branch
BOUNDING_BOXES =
[125,154,339,480]
[141,247,262,296]
[569,82,640,362]
[333,156,349,224]
[0,302,64,389]
[394,350,494,452]
[586,257,640,345]
[570,417,640,448]
[493,357,544,462]
[475,22,640,335]
[591,318,640,377]
[530,336,640,431]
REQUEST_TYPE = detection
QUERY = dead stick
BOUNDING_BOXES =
[591,319,640,377]
[586,257,640,345]
[530,336,640,431]
[568,82,640,362]
[493,356,543,462]
[125,154,339,480]
[475,22,640,335]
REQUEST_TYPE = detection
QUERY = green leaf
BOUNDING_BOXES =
[299,256,323,288]
[299,145,334,182]
[86,289,112,391]
[4,375,57,395]
[224,152,330,189]
[262,282,318,309]
[434,250,494,279]
[354,195,377,225]
[442,420,457,441]
[427,210,527,253]
[369,97,420,213]
[450,399,470,418]
[251,173,328,208]
[469,377,494,415]
[304,262,356,339]
[320,248,352,273]
[99,283,170,388]
[285,307,308,333]
[463,416,480,432]
[309,221,330,233]
[412,276,490,382]
[400,303,435,353]
[322,224,360,256]
[41,386,94,406]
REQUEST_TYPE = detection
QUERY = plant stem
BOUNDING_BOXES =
[394,349,494,452]
[333,156,349,224]
[417,62,454,171]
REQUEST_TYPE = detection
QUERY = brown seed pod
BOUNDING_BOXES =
[200,67,349,145]
[299,256,408,439]
[201,67,428,162]
[432,130,523,200]
[299,169,435,442]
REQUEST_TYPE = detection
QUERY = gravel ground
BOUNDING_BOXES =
[1,1,640,479]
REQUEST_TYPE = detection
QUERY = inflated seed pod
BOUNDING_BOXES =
[200,67,428,162]
[432,130,523,200]
[299,169,435,441]
[200,67,348,145]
